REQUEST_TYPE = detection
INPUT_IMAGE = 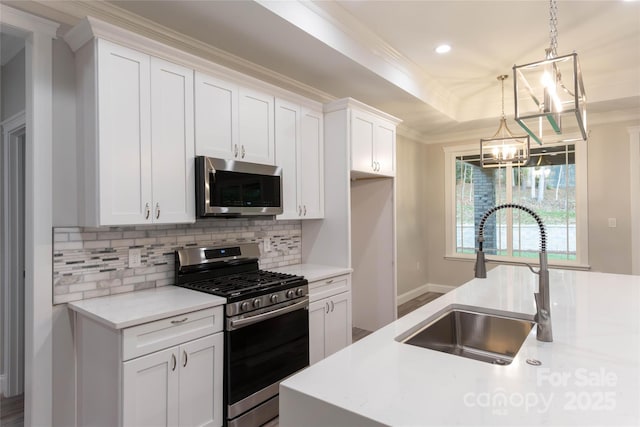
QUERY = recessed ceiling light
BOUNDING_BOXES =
[435,44,451,54]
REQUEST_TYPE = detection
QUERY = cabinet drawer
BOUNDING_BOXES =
[309,274,351,302]
[122,306,223,360]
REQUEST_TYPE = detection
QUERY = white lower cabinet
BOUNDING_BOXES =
[76,306,224,427]
[123,334,223,427]
[308,274,352,365]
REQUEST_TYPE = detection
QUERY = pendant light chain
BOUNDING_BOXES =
[500,75,506,119]
[549,0,558,57]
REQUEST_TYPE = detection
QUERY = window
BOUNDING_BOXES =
[444,141,588,267]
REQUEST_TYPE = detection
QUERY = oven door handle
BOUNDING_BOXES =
[228,298,309,330]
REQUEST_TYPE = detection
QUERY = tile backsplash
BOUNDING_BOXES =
[53,219,302,304]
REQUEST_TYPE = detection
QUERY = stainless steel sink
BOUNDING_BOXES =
[399,306,534,365]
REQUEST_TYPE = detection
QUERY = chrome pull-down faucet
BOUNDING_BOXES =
[474,203,553,342]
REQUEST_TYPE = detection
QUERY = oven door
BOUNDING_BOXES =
[225,298,309,425]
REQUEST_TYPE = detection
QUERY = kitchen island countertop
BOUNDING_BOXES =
[280,265,640,426]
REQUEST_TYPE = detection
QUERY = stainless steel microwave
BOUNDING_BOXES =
[195,156,283,217]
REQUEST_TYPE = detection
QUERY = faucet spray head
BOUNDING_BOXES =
[474,250,487,278]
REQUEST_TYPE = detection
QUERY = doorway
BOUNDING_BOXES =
[1,26,26,426]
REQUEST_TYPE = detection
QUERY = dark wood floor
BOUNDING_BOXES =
[352,291,443,342]
[0,393,24,427]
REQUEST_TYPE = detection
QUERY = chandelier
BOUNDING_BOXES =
[480,75,530,168]
[513,0,587,145]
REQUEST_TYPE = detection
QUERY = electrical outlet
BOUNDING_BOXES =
[129,248,142,268]
[264,238,271,252]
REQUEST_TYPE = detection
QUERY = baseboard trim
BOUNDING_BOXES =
[397,283,456,305]
[426,283,457,294]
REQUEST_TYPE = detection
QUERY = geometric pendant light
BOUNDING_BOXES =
[480,75,530,168]
[513,0,587,145]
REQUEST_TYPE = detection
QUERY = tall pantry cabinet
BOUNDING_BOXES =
[302,98,401,333]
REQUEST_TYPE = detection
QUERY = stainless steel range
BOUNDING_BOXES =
[174,243,309,427]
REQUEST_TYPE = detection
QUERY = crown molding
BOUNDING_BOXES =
[31,0,335,104]
[0,3,59,37]
[324,97,402,124]
[258,0,458,121]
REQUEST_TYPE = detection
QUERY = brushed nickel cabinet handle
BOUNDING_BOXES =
[303,205,307,216]
[241,145,246,158]
[170,317,188,325]
[234,144,238,157]
[171,354,177,371]
[325,302,330,314]
[155,203,160,220]
[298,205,302,216]
[183,350,188,367]
[326,279,334,284]
[145,203,150,220]
[331,300,335,312]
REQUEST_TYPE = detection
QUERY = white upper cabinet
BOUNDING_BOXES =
[350,107,397,177]
[195,75,275,165]
[275,99,324,220]
[150,57,195,224]
[96,40,152,225]
[299,107,324,218]
[194,73,238,159]
[238,87,275,164]
[74,38,195,226]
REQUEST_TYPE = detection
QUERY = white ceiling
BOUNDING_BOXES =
[8,0,640,142]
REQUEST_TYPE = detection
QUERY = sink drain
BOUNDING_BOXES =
[526,358,542,366]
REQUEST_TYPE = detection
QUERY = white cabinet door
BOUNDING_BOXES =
[308,299,327,365]
[325,292,352,358]
[299,107,324,219]
[375,121,396,177]
[309,291,352,364]
[350,110,375,174]
[178,334,224,427]
[122,346,179,427]
[150,57,195,224]
[195,72,238,159]
[238,88,275,164]
[275,99,300,220]
[97,39,152,225]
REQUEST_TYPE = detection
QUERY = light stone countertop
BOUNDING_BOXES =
[67,286,226,329]
[269,263,352,282]
[280,265,640,426]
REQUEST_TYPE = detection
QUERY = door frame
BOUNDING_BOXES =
[630,126,640,275]
[0,5,58,424]
[1,111,26,397]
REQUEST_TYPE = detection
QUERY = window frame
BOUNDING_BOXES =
[443,140,590,269]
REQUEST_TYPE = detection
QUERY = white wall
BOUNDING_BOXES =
[52,38,77,226]
[1,47,25,121]
[50,37,78,426]
[395,135,430,296]
[0,38,25,389]
[410,119,639,290]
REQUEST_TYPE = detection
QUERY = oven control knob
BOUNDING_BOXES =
[296,288,305,297]
[270,294,279,303]
[240,301,250,312]
[286,290,295,299]
[253,298,261,309]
